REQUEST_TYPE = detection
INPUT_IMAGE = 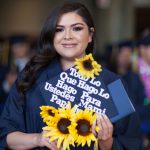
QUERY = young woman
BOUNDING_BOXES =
[0,2,141,150]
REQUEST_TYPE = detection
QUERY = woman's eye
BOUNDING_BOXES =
[73,27,83,31]
[55,28,64,32]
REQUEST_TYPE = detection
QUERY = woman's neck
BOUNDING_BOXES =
[60,58,75,71]
[60,53,86,71]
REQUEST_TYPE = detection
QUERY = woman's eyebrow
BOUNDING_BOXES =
[56,23,85,27]
[56,25,64,28]
[71,23,85,27]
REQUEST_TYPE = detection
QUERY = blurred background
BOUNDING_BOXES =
[0,0,150,149]
[0,0,150,51]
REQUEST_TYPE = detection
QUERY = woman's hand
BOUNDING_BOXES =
[36,130,61,150]
[96,114,113,140]
[92,114,113,150]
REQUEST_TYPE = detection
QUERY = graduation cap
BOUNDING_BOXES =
[38,66,118,119]
[117,40,135,50]
[34,65,134,123]
[9,35,28,45]
[136,34,150,47]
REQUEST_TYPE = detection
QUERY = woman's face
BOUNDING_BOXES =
[53,12,93,60]
[117,47,132,68]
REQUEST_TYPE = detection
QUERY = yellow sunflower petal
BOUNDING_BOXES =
[69,108,98,148]
[75,53,102,78]
[95,126,100,132]
[41,102,77,150]
[57,136,64,148]
[94,139,98,150]
[63,139,70,150]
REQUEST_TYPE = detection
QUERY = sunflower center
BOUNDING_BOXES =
[83,59,93,70]
[57,118,71,134]
[76,119,91,136]
[48,110,55,116]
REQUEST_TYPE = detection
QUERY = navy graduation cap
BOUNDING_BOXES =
[137,34,150,47]
[37,66,135,122]
[9,35,28,45]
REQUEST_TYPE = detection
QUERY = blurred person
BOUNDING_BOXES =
[0,2,141,150]
[9,35,31,72]
[99,44,116,69]
[111,40,150,149]
[138,34,150,103]
[137,34,150,150]
[0,69,17,114]
[110,40,146,117]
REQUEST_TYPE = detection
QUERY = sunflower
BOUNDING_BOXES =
[75,53,102,78]
[40,106,58,124]
[69,108,98,148]
[43,103,76,150]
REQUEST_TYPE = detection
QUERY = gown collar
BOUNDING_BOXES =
[35,57,63,86]
[46,57,63,79]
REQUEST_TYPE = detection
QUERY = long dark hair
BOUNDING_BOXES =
[17,2,96,96]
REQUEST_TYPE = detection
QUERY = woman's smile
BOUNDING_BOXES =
[62,43,77,48]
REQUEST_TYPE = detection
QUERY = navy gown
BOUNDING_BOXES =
[0,59,141,150]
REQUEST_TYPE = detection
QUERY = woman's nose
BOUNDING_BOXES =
[64,29,72,40]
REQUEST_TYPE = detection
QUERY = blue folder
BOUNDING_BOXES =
[108,79,135,123]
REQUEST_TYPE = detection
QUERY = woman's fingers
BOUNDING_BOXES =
[96,114,113,141]
[101,115,109,140]
[39,130,61,150]
[103,114,113,137]
[50,140,60,150]
[44,140,54,149]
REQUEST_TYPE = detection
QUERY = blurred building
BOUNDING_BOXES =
[0,0,150,54]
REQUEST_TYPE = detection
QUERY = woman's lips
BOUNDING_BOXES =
[62,43,77,48]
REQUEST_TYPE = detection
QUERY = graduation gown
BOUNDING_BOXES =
[0,58,141,150]
[121,71,145,116]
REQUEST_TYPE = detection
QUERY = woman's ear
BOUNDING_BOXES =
[88,27,95,43]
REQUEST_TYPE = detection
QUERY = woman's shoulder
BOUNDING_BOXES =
[100,67,120,85]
